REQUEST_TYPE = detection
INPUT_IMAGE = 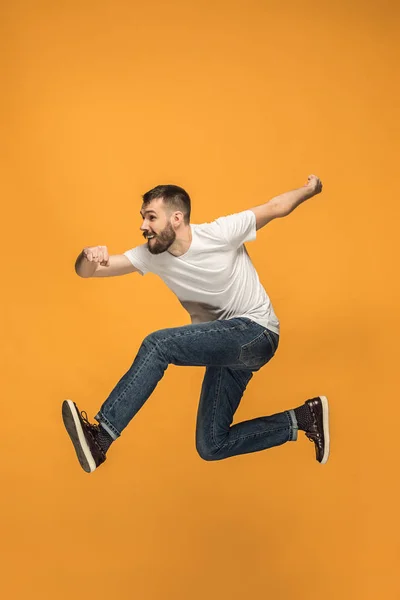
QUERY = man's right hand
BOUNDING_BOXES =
[82,246,110,267]
[75,247,138,278]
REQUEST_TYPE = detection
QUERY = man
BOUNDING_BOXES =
[62,175,329,473]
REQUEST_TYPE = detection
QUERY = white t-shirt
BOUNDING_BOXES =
[124,210,280,334]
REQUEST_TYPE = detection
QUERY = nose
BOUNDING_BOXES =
[140,222,151,238]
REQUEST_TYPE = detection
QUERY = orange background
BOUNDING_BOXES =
[1,1,399,599]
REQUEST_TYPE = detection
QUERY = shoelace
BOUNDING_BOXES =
[80,411,109,456]
[80,411,99,433]
[305,430,321,443]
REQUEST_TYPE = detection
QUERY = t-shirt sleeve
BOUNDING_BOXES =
[123,244,152,275]
[214,210,257,249]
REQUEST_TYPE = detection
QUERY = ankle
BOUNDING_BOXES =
[293,403,314,431]
[96,426,114,453]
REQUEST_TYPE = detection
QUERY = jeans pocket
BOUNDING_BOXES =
[265,329,279,354]
[239,330,277,368]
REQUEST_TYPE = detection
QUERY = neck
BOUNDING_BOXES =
[168,224,192,257]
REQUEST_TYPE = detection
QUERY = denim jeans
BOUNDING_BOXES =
[95,317,298,460]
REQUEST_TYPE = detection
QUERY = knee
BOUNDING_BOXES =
[142,331,160,346]
[196,438,222,462]
[141,331,165,355]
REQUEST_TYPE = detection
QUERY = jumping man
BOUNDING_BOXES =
[62,175,329,473]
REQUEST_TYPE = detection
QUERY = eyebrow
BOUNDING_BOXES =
[140,209,157,217]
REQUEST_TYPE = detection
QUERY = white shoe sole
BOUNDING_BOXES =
[319,395,330,464]
[62,400,97,473]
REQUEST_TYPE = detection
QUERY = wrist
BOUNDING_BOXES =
[303,184,316,199]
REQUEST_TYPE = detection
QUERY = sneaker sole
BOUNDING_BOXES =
[319,395,330,464]
[62,400,97,473]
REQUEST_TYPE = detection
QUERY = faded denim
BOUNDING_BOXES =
[95,317,298,460]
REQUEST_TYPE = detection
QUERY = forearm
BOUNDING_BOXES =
[271,185,314,217]
[75,251,98,278]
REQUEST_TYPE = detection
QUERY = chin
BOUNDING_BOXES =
[148,235,174,254]
[148,244,167,255]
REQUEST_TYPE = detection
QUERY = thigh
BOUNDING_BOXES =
[195,366,253,450]
[148,317,277,369]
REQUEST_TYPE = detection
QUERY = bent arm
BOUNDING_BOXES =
[75,252,139,278]
[250,175,323,231]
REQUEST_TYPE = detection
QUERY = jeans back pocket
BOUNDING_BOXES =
[239,329,279,368]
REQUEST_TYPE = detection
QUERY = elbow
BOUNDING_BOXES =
[268,200,289,220]
[75,266,90,278]
[273,201,291,218]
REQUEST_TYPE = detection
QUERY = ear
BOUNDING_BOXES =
[172,211,184,226]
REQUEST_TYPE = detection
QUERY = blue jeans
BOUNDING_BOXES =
[95,317,298,460]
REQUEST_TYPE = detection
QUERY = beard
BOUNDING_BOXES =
[147,222,176,255]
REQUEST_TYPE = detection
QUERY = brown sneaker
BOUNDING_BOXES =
[304,396,330,464]
[62,400,106,473]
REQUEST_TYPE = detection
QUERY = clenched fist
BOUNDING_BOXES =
[306,174,323,195]
[83,245,110,266]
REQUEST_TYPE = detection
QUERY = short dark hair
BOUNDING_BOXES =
[142,185,191,225]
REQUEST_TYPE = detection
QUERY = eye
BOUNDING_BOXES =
[150,216,156,221]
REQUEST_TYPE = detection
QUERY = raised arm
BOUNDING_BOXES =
[250,174,323,231]
[75,246,139,278]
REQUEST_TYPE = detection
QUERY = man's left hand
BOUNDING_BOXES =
[306,174,323,196]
